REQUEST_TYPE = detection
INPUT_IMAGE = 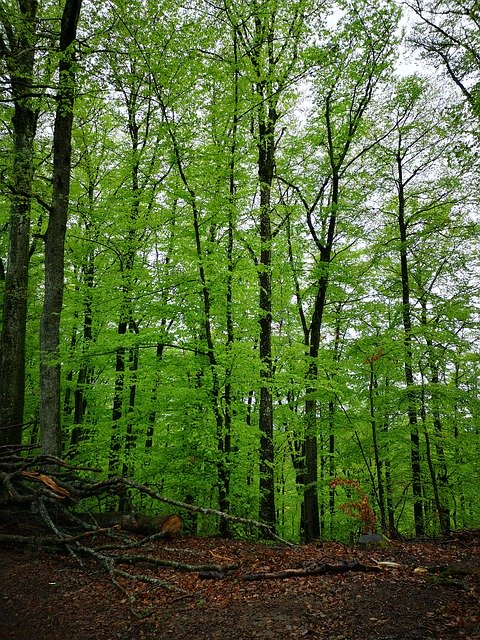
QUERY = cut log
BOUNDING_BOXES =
[91,512,182,537]
[91,512,137,529]
[125,513,183,537]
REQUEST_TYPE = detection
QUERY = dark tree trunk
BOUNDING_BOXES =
[419,299,451,535]
[108,323,127,477]
[301,164,338,541]
[108,256,136,478]
[69,236,95,454]
[216,28,239,536]
[257,104,276,528]
[40,0,83,457]
[396,154,424,536]
[146,340,166,450]
[369,365,386,531]
[0,0,38,446]
[328,409,335,538]
[108,92,142,478]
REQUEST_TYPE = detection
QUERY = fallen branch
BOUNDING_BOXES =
[75,543,190,593]
[89,477,294,546]
[0,527,117,547]
[110,552,237,574]
[243,561,382,581]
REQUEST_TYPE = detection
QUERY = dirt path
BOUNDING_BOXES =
[1,533,479,640]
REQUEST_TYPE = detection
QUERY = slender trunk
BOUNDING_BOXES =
[257,105,276,527]
[419,299,450,534]
[108,319,127,476]
[146,216,175,450]
[108,93,143,477]
[245,389,255,488]
[0,0,38,446]
[69,239,95,453]
[302,168,338,541]
[369,366,386,530]
[396,153,424,536]
[452,363,466,527]
[108,250,137,476]
[146,340,166,450]
[419,378,443,534]
[384,445,396,535]
[328,400,335,538]
[215,28,240,535]
[40,0,83,457]
[122,335,138,480]
[162,97,230,530]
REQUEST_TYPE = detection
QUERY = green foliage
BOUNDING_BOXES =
[0,0,479,540]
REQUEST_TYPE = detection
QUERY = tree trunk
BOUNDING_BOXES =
[419,299,450,535]
[257,105,276,528]
[396,153,424,536]
[0,0,38,446]
[108,92,142,479]
[301,162,338,541]
[40,0,83,457]
[369,365,386,531]
[69,226,95,455]
[108,321,127,476]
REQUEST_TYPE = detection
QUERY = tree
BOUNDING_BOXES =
[39,0,83,456]
[224,0,308,528]
[371,75,468,535]
[0,0,39,446]
[280,0,399,540]
[411,0,480,119]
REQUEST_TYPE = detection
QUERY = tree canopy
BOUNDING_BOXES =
[0,0,479,542]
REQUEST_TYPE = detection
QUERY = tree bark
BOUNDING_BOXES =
[0,0,39,446]
[257,106,276,527]
[419,298,450,534]
[396,153,424,536]
[40,0,83,457]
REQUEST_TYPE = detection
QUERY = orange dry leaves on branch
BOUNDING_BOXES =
[329,478,377,534]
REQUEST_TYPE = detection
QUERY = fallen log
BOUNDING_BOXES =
[93,512,182,537]
[126,513,183,537]
[243,560,382,581]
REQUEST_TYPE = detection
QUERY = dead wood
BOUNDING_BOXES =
[0,527,117,547]
[0,446,286,545]
[133,513,183,537]
[73,542,189,594]
[242,561,382,581]
[105,477,293,546]
[0,444,291,597]
[198,571,227,579]
[111,552,237,573]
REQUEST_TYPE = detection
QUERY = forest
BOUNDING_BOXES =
[0,0,479,544]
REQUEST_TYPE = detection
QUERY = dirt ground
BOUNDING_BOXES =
[1,530,479,640]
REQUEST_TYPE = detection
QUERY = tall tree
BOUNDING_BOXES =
[40,0,83,456]
[281,0,399,540]
[0,0,39,446]
[372,75,466,535]
[225,0,307,529]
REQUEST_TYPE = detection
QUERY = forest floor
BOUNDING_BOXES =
[1,528,480,640]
